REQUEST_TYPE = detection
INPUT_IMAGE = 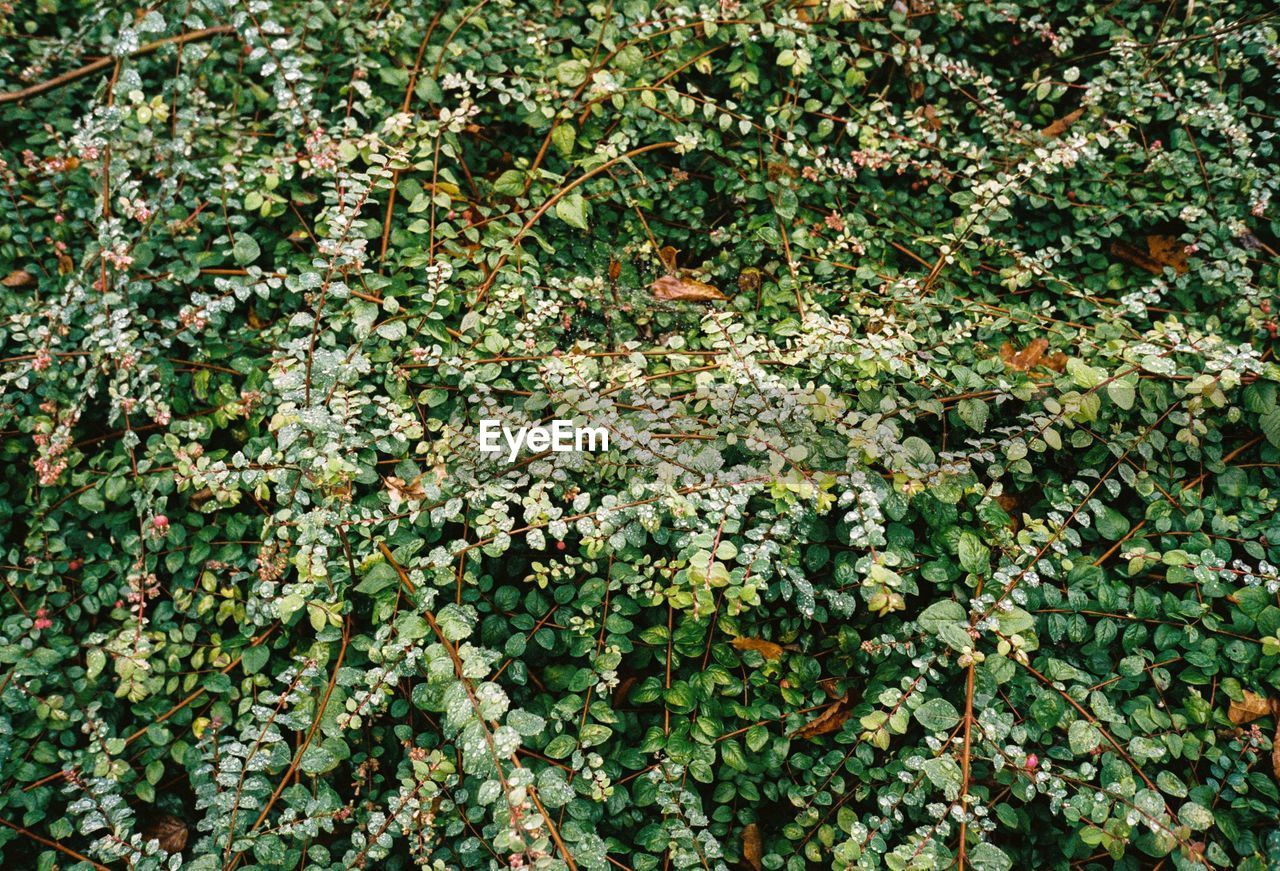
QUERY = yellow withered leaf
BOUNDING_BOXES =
[742,823,763,871]
[731,637,784,660]
[651,274,727,302]
[2,269,34,287]
[1041,106,1084,138]
[789,697,852,740]
[1228,690,1272,725]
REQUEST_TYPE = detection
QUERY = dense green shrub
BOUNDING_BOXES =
[2,0,1280,868]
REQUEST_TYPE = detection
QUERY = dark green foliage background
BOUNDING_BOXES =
[1,1,1279,869]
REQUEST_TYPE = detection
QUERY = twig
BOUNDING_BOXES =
[0,26,237,104]
[0,818,110,870]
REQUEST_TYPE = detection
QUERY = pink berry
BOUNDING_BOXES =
[1025,754,1039,770]
[152,515,169,531]
[68,558,83,570]
[555,541,566,551]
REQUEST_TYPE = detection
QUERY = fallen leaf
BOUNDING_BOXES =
[789,696,851,740]
[658,246,680,273]
[1228,690,1272,725]
[2,269,34,287]
[1000,338,1048,372]
[731,637,784,660]
[742,823,763,871]
[907,75,925,102]
[612,673,639,706]
[737,268,762,293]
[651,274,727,302]
[1110,235,1189,276]
[817,677,845,700]
[996,493,1021,531]
[1273,711,1280,780]
[1041,107,1084,138]
[140,813,189,853]
[792,0,821,23]
[1145,234,1190,274]
[923,104,941,131]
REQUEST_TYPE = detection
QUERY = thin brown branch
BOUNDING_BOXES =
[0,26,237,104]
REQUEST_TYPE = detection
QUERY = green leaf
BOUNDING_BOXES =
[918,600,967,635]
[580,723,613,747]
[913,698,961,731]
[232,234,260,265]
[957,397,988,432]
[1178,802,1214,831]
[544,734,577,759]
[551,123,576,158]
[1261,407,1280,449]
[555,192,589,230]
[86,648,106,681]
[1068,719,1101,755]
[1106,379,1135,410]
[355,562,400,595]
[958,531,990,574]
[664,682,696,711]
[493,169,527,197]
[1095,505,1131,541]
[921,756,962,793]
[775,187,798,220]
[969,843,1013,871]
[395,613,430,641]
[1067,357,1104,389]
[299,745,338,775]
[241,645,269,675]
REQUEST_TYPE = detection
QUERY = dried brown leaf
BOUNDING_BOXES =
[1110,235,1189,276]
[1041,106,1085,138]
[247,304,266,329]
[789,696,851,740]
[1145,234,1190,274]
[141,814,189,853]
[1044,352,1068,373]
[2,269,34,288]
[1273,714,1280,780]
[742,823,763,871]
[1228,690,1272,725]
[923,104,941,132]
[731,637,784,660]
[651,274,727,302]
[996,493,1021,531]
[999,338,1048,372]
[658,246,680,273]
[57,254,74,275]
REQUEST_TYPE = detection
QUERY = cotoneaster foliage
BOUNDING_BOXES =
[2,1,1279,870]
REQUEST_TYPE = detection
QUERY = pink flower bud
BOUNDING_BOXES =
[152,515,169,531]
[1025,753,1039,771]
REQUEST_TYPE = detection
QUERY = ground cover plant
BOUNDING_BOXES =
[2,0,1280,868]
